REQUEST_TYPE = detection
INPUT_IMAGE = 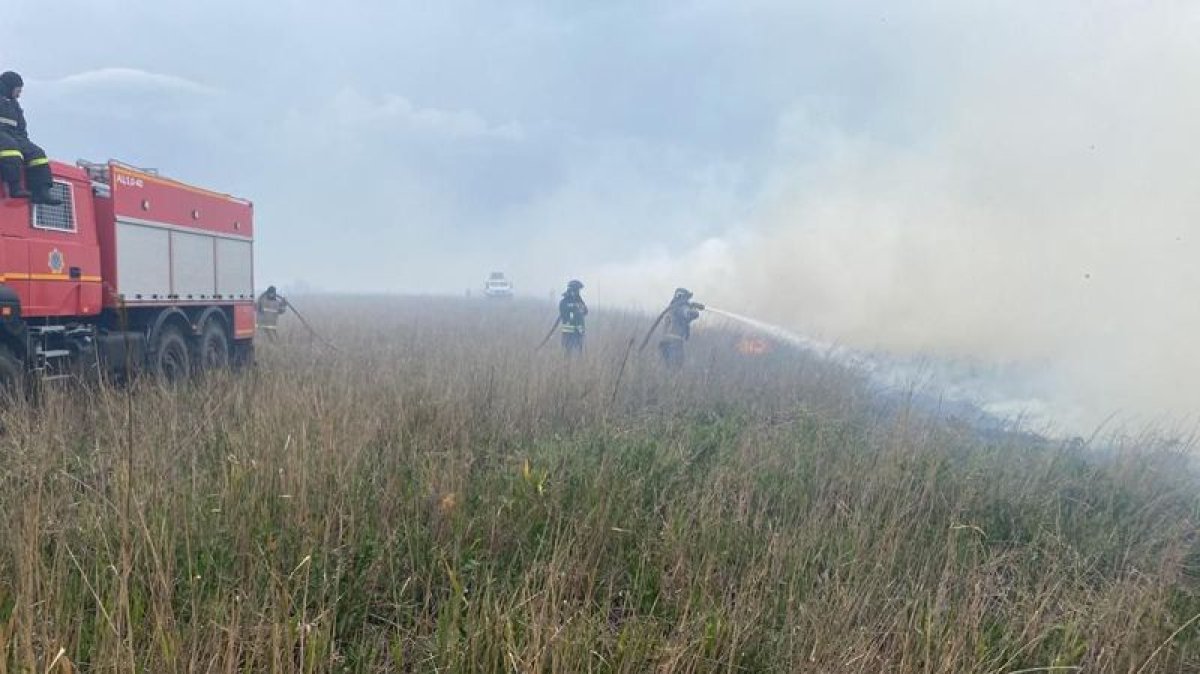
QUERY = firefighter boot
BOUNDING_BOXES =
[3,182,30,200]
[26,161,61,206]
[0,161,28,199]
[30,187,61,206]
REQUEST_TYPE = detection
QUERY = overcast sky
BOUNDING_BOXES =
[3,1,1198,428]
[2,0,967,294]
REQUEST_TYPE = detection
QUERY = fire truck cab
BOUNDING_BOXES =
[0,159,256,389]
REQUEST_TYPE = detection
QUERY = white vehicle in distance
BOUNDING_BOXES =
[484,272,514,298]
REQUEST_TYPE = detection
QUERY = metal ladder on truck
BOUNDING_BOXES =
[28,324,98,382]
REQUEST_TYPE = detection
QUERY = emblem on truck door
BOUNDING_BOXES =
[48,248,64,274]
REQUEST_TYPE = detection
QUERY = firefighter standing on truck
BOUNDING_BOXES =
[658,287,704,370]
[0,71,61,205]
[256,286,289,343]
[559,279,588,356]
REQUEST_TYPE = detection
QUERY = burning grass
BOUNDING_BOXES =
[0,296,1197,672]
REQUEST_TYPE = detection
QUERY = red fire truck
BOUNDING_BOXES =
[0,159,255,389]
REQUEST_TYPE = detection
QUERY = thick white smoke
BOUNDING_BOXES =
[594,3,1200,432]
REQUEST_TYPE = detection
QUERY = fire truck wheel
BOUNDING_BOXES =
[0,345,23,401]
[197,320,230,371]
[151,326,191,384]
[230,340,255,370]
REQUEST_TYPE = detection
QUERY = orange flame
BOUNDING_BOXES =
[736,336,772,356]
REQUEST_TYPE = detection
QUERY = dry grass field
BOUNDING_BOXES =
[0,296,1197,672]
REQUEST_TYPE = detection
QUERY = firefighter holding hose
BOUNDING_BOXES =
[558,279,588,356]
[256,286,289,343]
[639,287,704,369]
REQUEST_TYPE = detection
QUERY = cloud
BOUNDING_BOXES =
[328,90,523,141]
[41,68,218,97]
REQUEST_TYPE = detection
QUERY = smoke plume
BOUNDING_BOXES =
[595,3,1200,432]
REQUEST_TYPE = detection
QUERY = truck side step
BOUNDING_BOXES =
[37,349,72,359]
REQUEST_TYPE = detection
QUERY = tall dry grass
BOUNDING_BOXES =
[0,295,1196,672]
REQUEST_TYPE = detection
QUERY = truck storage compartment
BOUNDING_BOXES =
[90,161,254,307]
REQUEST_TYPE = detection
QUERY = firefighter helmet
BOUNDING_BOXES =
[0,72,22,98]
[567,279,583,291]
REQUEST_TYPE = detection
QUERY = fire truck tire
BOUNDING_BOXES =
[0,345,23,401]
[231,340,255,370]
[151,326,191,384]
[197,320,230,371]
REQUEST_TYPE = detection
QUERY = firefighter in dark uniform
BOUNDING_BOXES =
[558,279,588,356]
[0,71,61,205]
[256,286,289,343]
[658,287,704,369]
